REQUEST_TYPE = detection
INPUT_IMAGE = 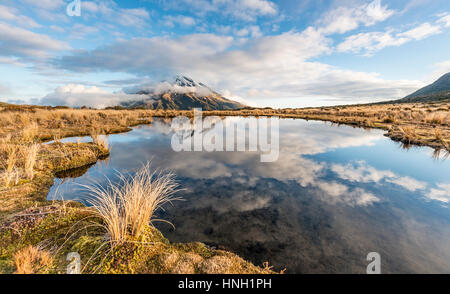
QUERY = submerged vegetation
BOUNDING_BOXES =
[0,100,448,274]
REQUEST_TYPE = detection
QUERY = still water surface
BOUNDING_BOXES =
[48,118,450,273]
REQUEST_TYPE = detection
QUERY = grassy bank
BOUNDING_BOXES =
[119,101,450,151]
[1,101,449,151]
[200,101,449,152]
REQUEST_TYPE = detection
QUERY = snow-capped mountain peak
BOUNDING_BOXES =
[166,75,211,90]
[121,75,246,110]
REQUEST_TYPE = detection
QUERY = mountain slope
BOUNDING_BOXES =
[397,73,450,103]
[121,76,246,110]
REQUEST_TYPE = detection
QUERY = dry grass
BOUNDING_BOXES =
[14,245,53,274]
[85,162,179,244]
[0,101,447,150]
[196,102,449,151]
[23,144,40,180]
[2,144,18,187]
[90,133,109,150]
[22,122,38,142]
[0,106,151,144]
[435,128,444,141]
[425,113,446,125]
[399,126,416,143]
[435,128,449,150]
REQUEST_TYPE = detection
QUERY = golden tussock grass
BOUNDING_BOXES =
[2,144,18,187]
[22,122,38,142]
[90,133,109,150]
[85,162,179,244]
[23,144,40,180]
[399,126,416,143]
[14,245,53,274]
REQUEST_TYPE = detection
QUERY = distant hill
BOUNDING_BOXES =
[396,73,450,103]
[120,76,246,110]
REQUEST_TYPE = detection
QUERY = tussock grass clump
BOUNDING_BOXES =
[22,122,38,142]
[399,126,416,143]
[435,128,449,150]
[86,163,179,244]
[90,133,109,150]
[2,144,18,187]
[435,128,444,141]
[14,245,53,274]
[23,144,40,180]
[425,113,447,125]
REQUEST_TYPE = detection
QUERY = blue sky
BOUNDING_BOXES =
[0,0,449,108]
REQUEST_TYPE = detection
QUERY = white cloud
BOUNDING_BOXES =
[17,0,68,23]
[386,176,427,192]
[126,80,214,97]
[317,181,349,197]
[320,0,394,35]
[175,0,277,21]
[39,84,145,108]
[337,30,405,54]
[317,181,380,206]
[398,22,442,40]
[0,57,26,67]
[70,24,100,39]
[337,22,442,55]
[0,5,41,28]
[428,60,450,82]
[50,25,65,33]
[0,22,69,60]
[82,1,150,27]
[331,161,396,183]
[234,25,262,38]
[235,0,277,15]
[163,15,196,27]
[426,183,450,203]
[437,13,450,27]
[331,161,427,192]
[20,0,65,10]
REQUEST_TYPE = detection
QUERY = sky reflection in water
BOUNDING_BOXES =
[48,118,450,273]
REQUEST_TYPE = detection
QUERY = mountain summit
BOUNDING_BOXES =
[121,76,246,110]
[398,73,450,102]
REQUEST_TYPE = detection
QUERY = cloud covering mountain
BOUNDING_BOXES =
[39,84,145,108]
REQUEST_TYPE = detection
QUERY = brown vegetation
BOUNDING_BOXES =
[197,102,449,151]
[86,163,179,244]
[14,245,53,274]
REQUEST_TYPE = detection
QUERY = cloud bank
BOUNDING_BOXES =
[39,84,145,108]
[55,28,422,103]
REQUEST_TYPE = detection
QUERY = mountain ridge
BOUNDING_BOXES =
[120,76,246,110]
[396,72,450,103]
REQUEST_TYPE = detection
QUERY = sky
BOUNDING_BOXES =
[0,0,449,108]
